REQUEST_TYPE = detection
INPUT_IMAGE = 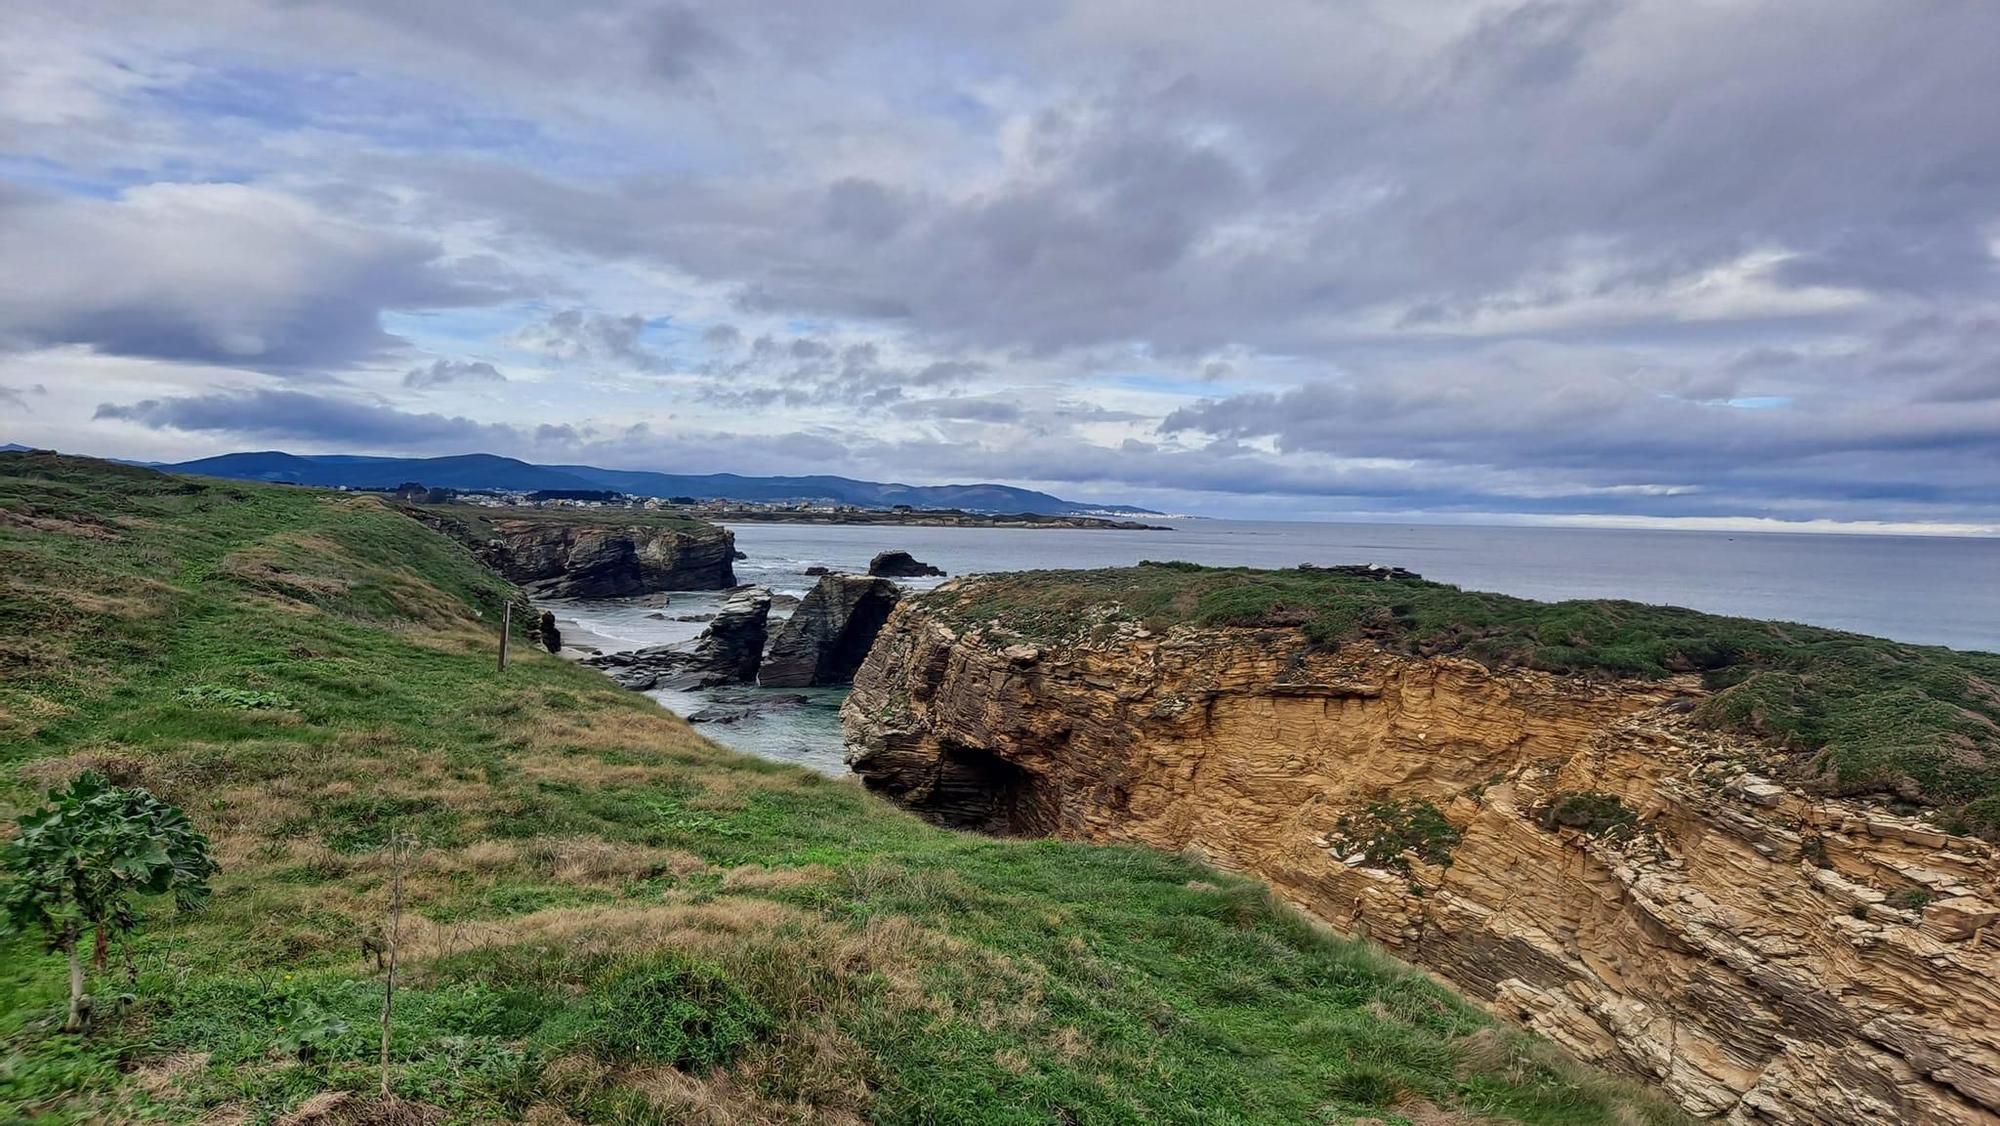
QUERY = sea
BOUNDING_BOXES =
[545,519,2000,776]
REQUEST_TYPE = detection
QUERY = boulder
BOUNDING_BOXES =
[868,550,945,578]
[804,565,832,576]
[760,574,902,687]
[585,587,771,689]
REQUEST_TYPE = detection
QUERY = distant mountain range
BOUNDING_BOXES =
[131,450,1160,516]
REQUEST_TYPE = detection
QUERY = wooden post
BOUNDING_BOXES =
[498,596,511,672]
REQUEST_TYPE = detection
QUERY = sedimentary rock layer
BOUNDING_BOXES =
[843,600,2000,1124]
[415,510,736,597]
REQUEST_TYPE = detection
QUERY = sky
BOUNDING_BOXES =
[2,1,1998,532]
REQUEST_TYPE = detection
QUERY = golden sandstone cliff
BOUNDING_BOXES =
[842,588,2000,1124]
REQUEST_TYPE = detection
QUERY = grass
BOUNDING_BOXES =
[0,453,1684,1124]
[403,502,717,539]
[927,561,2000,836]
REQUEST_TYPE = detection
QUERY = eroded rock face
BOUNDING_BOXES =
[843,600,2000,1124]
[585,587,769,690]
[420,513,736,597]
[760,574,901,688]
[867,550,945,578]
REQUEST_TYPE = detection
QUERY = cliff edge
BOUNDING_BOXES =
[843,564,2000,1124]
[405,504,736,597]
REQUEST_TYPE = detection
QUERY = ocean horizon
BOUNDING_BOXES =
[727,517,2000,653]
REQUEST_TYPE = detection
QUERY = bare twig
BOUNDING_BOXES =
[379,830,408,1099]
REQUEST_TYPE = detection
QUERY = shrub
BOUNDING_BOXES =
[176,684,295,710]
[1330,799,1461,874]
[1327,1064,1403,1107]
[1536,793,1637,838]
[1887,888,1932,913]
[1,772,217,1032]
[592,956,770,1071]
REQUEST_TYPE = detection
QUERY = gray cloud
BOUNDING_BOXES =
[10,1,2000,526]
[892,397,1024,424]
[402,359,506,388]
[0,183,512,369]
[691,332,990,409]
[509,309,669,372]
[94,389,522,448]
[89,386,866,471]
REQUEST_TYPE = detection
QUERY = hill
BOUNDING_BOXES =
[151,450,1158,516]
[0,453,1675,1123]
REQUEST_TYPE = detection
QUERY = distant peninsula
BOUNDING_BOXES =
[704,504,1170,530]
[154,449,1163,518]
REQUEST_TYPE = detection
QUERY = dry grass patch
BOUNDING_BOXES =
[401,899,811,966]
[721,865,836,892]
[514,755,690,789]
[15,749,154,791]
[278,1091,445,1126]
[129,1050,212,1097]
[626,1065,854,1126]
[514,707,713,757]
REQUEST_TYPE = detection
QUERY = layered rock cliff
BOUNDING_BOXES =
[843,589,2000,1124]
[408,507,736,597]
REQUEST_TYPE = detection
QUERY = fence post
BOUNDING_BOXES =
[498,596,511,672]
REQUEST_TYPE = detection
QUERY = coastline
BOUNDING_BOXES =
[709,508,1172,530]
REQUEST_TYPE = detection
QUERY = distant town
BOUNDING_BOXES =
[366,481,1174,530]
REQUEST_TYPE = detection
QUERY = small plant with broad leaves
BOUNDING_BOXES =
[1,772,218,1033]
[273,997,351,1063]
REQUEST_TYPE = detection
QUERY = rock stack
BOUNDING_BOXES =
[584,587,771,690]
[759,574,903,688]
[867,550,945,578]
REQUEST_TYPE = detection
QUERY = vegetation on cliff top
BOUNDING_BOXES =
[928,562,2000,836]
[402,501,720,539]
[0,453,1680,1124]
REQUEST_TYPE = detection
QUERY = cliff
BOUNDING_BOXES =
[405,505,736,597]
[844,569,2000,1124]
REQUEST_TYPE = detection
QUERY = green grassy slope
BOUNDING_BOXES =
[930,562,2000,838]
[0,454,1680,1125]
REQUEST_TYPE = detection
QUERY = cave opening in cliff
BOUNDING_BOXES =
[820,587,900,684]
[932,741,1059,837]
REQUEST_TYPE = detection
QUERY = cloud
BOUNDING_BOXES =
[8,1,2000,527]
[402,359,506,389]
[690,332,990,409]
[0,183,513,369]
[95,389,519,448]
[509,309,668,371]
[892,397,1024,424]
